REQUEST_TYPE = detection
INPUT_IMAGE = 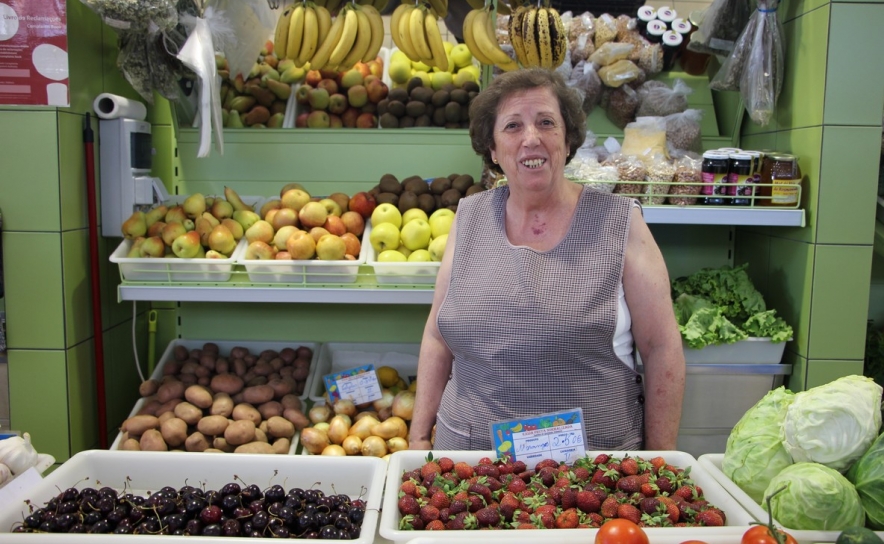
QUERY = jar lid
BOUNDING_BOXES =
[672,18,692,34]
[637,5,657,22]
[717,147,742,153]
[703,151,730,160]
[657,6,677,22]
[729,152,753,160]
[767,153,797,161]
[663,30,683,46]
[647,20,667,36]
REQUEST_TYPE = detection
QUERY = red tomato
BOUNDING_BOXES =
[595,519,649,544]
[680,541,710,544]
[742,524,799,544]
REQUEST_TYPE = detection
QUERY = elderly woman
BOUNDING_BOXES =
[409,68,686,452]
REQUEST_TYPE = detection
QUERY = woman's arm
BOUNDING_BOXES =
[622,207,686,450]
[408,221,457,450]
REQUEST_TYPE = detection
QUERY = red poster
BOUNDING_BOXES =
[0,0,68,106]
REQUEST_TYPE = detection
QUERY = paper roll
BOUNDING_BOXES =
[92,93,147,121]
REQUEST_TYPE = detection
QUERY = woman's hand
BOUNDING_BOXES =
[409,439,433,450]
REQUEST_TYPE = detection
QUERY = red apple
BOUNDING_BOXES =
[323,215,347,236]
[341,107,359,128]
[295,112,309,128]
[356,112,377,129]
[348,192,376,220]
[366,78,388,104]
[329,114,343,128]
[341,210,365,236]
[305,70,322,87]
[341,232,362,257]
[317,78,339,96]
[295,84,312,104]
[353,61,371,79]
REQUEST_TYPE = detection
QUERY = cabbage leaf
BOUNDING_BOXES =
[848,431,884,529]
[766,462,866,531]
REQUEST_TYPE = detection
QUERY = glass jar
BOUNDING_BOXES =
[637,6,657,38]
[759,154,802,206]
[726,152,754,206]
[661,30,683,71]
[701,151,730,205]
[646,20,667,43]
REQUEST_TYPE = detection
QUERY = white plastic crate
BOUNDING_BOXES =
[380,450,755,544]
[0,450,386,544]
[683,337,788,364]
[110,339,319,453]
[699,453,884,544]
[364,222,441,285]
[110,237,245,282]
[307,342,420,403]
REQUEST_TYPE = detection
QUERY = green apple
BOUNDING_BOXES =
[371,203,403,229]
[429,213,454,238]
[370,222,400,253]
[430,70,453,91]
[428,233,448,262]
[377,249,407,263]
[408,249,433,262]
[429,208,455,223]
[411,60,431,72]
[400,218,431,251]
[401,208,429,225]
[451,43,473,69]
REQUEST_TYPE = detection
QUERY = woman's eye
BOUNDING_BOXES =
[505,122,519,130]
[541,119,556,127]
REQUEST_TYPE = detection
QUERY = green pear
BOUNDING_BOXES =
[210,199,234,221]
[182,193,206,219]
[165,205,187,224]
[171,231,201,258]
[228,109,244,128]
[161,221,187,247]
[233,210,261,232]
[146,220,166,238]
[183,219,195,232]
[221,218,244,241]
[208,224,237,256]
[145,205,168,227]
[224,186,253,212]
[140,236,165,258]
[121,211,147,239]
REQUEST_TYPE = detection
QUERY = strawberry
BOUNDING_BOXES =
[515,510,533,525]
[453,462,474,480]
[591,468,617,489]
[617,504,642,524]
[535,459,559,472]
[655,476,673,494]
[538,466,558,487]
[547,485,564,505]
[425,520,445,530]
[588,484,608,503]
[677,501,697,522]
[446,512,476,530]
[560,488,578,510]
[640,482,657,497]
[649,456,667,473]
[475,506,501,527]
[616,475,641,494]
[638,472,651,485]
[572,466,591,482]
[437,457,454,474]
[485,477,503,493]
[658,497,680,524]
[588,512,605,527]
[448,498,468,516]
[398,495,420,516]
[515,522,537,529]
[478,457,493,465]
[555,508,579,528]
[475,464,500,480]
[576,490,601,513]
[554,476,571,488]
[692,499,709,510]
[600,496,620,519]
[511,460,527,474]
[499,494,520,521]
[506,477,527,494]
[419,505,440,524]
[402,468,421,482]
[428,490,450,510]
[467,495,484,512]
[468,483,492,506]
[696,509,724,526]
[593,454,611,465]
[532,511,555,529]
[399,480,420,497]
[620,457,639,476]
[704,507,726,524]
[399,515,424,530]
[640,497,660,515]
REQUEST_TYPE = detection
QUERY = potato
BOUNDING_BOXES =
[232,358,248,377]
[267,379,293,399]
[139,379,160,397]
[258,401,283,420]
[184,431,210,452]
[212,437,234,453]
[199,352,217,370]
[246,376,268,387]
[234,441,275,454]
[137,400,161,417]
[215,358,229,375]
[224,420,256,446]
[157,380,186,403]
[254,428,268,443]
[284,408,310,431]
[279,347,296,363]
[269,358,284,372]
[266,416,295,440]
[192,365,211,379]
[164,360,183,375]
[260,349,278,361]
[122,414,159,436]
[230,346,249,359]
[203,448,224,453]
[185,384,214,409]
[272,437,291,454]
[280,394,302,412]
[157,411,176,425]
[232,403,262,425]
[210,373,245,395]
[243,384,274,405]
[179,361,200,375]
[179,374,198,385]
[140,429,168,451]
[120,438,141,451]
[173,401,203,426]
[253,361,273,377]
[197,415,230,437]
[160,417,188,447]
[210,392,234,417]
[155,398,183,418]
[292,359,310,381]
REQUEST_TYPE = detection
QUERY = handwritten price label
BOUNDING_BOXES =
[491,409,586,465]
[322,364,382,404]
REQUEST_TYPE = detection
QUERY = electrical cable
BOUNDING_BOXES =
[132,301,146,383]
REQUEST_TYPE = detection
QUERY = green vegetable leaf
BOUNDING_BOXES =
[678,306,748,349]
[671,264,766,321]
[743,310,794,343]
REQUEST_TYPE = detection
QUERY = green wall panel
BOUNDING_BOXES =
[734,229,772,297]
[651,225,734,279]
[809,245,872,360]
[767,237,815,358]
[65,0,106,115]
[62,229,93,348]
[782,348,806,392]
[58,111,89,232]
[67,339,98,457]
[805,359,865,389]
[103,315,146,447]
[816,126,880,245]
[151,124,176,189]
[781,0,830,22]
[3,232,65,350]
[8,349,70,460]
[0,110,60,232]
[776,127,824,243]
[825,4,884,125]
[776,5,829,131]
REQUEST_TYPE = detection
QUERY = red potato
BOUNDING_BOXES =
[173,345,189,362]
[156,380,186,403]
[122,414,159,436]
[280,394,302,412]
[278,348,296,363]
[155,398,183,418]
[232,358,248,377]
[140,429,168,451]
[210,392,234,417]
[232,403,262,425]
[267,378,293,399]
[173,401,203,426]
[185,384,214,409]
[179,361,201,375]
[258,401,283,420]
[210,373,245,395]
[138,399,162,417]
[139,379,160,397]
[179,374,198,385]
[252,361,273,377]
[229,346,249,360]
[243,384,275,405]
[215,358,229,374]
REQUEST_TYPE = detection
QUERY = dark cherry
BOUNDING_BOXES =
[61,487,80,502]
[184,518,202,536]
[248,499,266,515]
[221,482,241,496]
[264,484,285,504]
[83,510,102,525]
[68,522,88,533]
[269,525,290,538]
[315,511,330,527]
[54,512,77,531]
[106,505,128,525]
[163,513,187,531]
[242,484,263,503]
[113,519,133,534]
[205,489,221,505]
[303,530,320,539]
[221,493,241,513]
[202,523,222,536]
[319,524,340,539]
[233,506,253,520]
[222,518,242,536]
[251,510,270,529]
[141,517,161,534]
[200,504,223,525]
[128,507,145,524]
[267,501,283,518]
[24,512,43,528]
[185,496,206,515]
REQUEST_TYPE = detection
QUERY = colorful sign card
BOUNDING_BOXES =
[491,408,586,465]
[322,364,383,404]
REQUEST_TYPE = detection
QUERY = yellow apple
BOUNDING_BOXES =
[316,234,347,261]
[388,60,412,85]
[430,70,453,91]
[371,203,402,229]
[377,250,407,263]
[429,213,454,238]
[451,43,473,69]
[428,233,448,261]
[400,218,432,251]
[401,208,429,225]
[370,222,400,253]
[408,249,433,262]
[411,60,431,72]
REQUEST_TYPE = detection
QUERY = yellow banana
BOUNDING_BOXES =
[463,8,494,66]
[398,4,421,62]
[273,7,292,59]
[390,3,412,56]
[315,5,332,51]
[285,4,305,61]
[424,9,449,72]
[297,5,319,67]
[536,7,552,68]
[427,0,448,18]
[309,7,346,70]
[549,7,567,68]
[520,7,540,67]
[474,7,515,67]
[360,4,385,62]
[329,7,359,67]
[409,5,434,63]
[340,6,372,70]
[509,5,528,66]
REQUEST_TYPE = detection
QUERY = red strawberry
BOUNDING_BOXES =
[655,476,673,494]
[576,490,601,513]
[478,457,493,465]
[640,482,657,497]
[475,464,500,480]
[588,484,608,503]
[453,462,474,480]
[649,456,667,473]
[692,499,709,510]
[600,496,619,518]
[499,494,520,521]
[554,476,571,488]
[515,510,533,525]
[511,460,527,473]
[640,497,660,515]
[620,457,639,476]
[506,478,527,494]
[446,511,476,530]
[560,488,578,510]
[475,506,501,527]
[572,466,591,482]
[704,507,726,524]
[678,501,698,522]
[402,468,421,482]
[555,508,579,528]
[398,495,420,516]
[399,515,424,530]
[547,485,564,505]
[617,504,642,524]
[638,472,651,485]
[538,466,557,487]
[467,483,492,505]
[420,457,442,481]
[696,509,724,526]
[535,459,559,472]
[448,498,468,516]
[658,497,680,524]
[593,454,611,465]
[429,491,450,510]
[467,495,484,513]
[589,512,605,527]
[425,520,445,530]
[419,505,440,524]
[516,522,537,529]
[437,457,454,473]
[532,511,555,529]
[616,475,641,494]
[485,477,503,493]
[591,468,617,489]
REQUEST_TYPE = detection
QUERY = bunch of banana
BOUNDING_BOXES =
[390,2,450,72]
[463,7,517,71]
[508,4,566,69]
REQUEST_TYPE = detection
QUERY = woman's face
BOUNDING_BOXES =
[490,86,568,191]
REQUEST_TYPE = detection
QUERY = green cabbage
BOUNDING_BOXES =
[848,431,884,529]
[722,386,795,503]
[783,375,883,473]
[766,462,865,531]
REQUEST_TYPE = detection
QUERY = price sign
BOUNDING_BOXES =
[490,409,586,465]
[322,364,382,404]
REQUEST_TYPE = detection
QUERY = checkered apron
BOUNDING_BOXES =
[434,185,646,451]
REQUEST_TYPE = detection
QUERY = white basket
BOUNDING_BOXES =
[0,450,386,544]
[698,453,884,544]
[379,450,756,544]
[683,337,788,364]
[364,222,441,285]
[308,342,420,403]
[110,339,320,453]
[110,237,245,282]
[238,229,368,284]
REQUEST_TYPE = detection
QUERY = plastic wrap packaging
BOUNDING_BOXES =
[687,0,751,57]
[709,0,784,126]
[605,84,639,129]
[598,59,641,88]
[555,49,573,82]
[621,116,669,162]
[569,12,596,65]
[637,42,664,76]
[665,108,704,153]
[668,154,703,205]
[619,31,648,62]
[636,79,692,117]
[605,154,648,197]
[565,139,617,194]
[643,153,675,204]
[594,14,618,48]
[569,12,594,41]
[589,42,635,67]
[568,60,603,114]
[176,12,223,157]
[210,0,276,81]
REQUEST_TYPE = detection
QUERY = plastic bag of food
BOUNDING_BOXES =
[569,11,594,41]
[589,42,635,67]
[605,84,639,129]
[621,116,669,161]
[605,154,648,198]
[643,154,675,204]
[688,0,751,57]
[668,154,703,205]
[637,43,664,76]
[637,79,692,117]
[598,59,641,88]
[564,139,616,193]
[665,109,704,153]
[568,60,603,114]
[594,13,618,48]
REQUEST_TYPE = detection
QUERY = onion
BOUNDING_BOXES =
[349,415,380,440]
[300,427,329,455]
[354,410,379,421]
[386,436,409,453]
[313,422,330,433]
[308,404,332,424]
[392,391,415,420]
[321,444,347,456]
[327,415,351,445]
[333,399,357,418]
[361,435,387,458]
[342,435,363,456]
[373,389,395,413]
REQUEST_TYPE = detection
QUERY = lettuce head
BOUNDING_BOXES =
[765,462,865,531]
[848,431,884,529]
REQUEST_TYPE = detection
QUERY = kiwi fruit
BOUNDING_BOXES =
[444,102,462,123]
[376,192,399,206]
[441,188,462,207]
[410,86,434,105]
[398,191,419,212]
[388,87,408,104]
[451,174,474,193]
[450,89,468,105]
[399,115,415,128]
[431,90,450,108]
[463,81,480,94]
[387,100,406,118]
[441,83,456,93]
[414,114,432,127]
[417,193,436,214]
[368,185,381,197]
[379,112,399,129]
[379,174,402,195]
[434,194,444,209]
[405,100,426,118]
[445,122,461,129]
[362,102,377,114]
[403,177,430,195]
[430,176,451,195]
[425,104,435,118]
[432,107,447,127]
[447,204,459,212]
[466,184,485,197]
[448,173,460,181]
[406,77,424,95]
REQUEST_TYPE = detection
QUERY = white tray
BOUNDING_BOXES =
[379,450,755,544]
[0,450,386,544]
[110,339,320,452]
[110,237,246,282]
[307,342,420,403]
[683,337,789,364]
[698,453,884,544]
